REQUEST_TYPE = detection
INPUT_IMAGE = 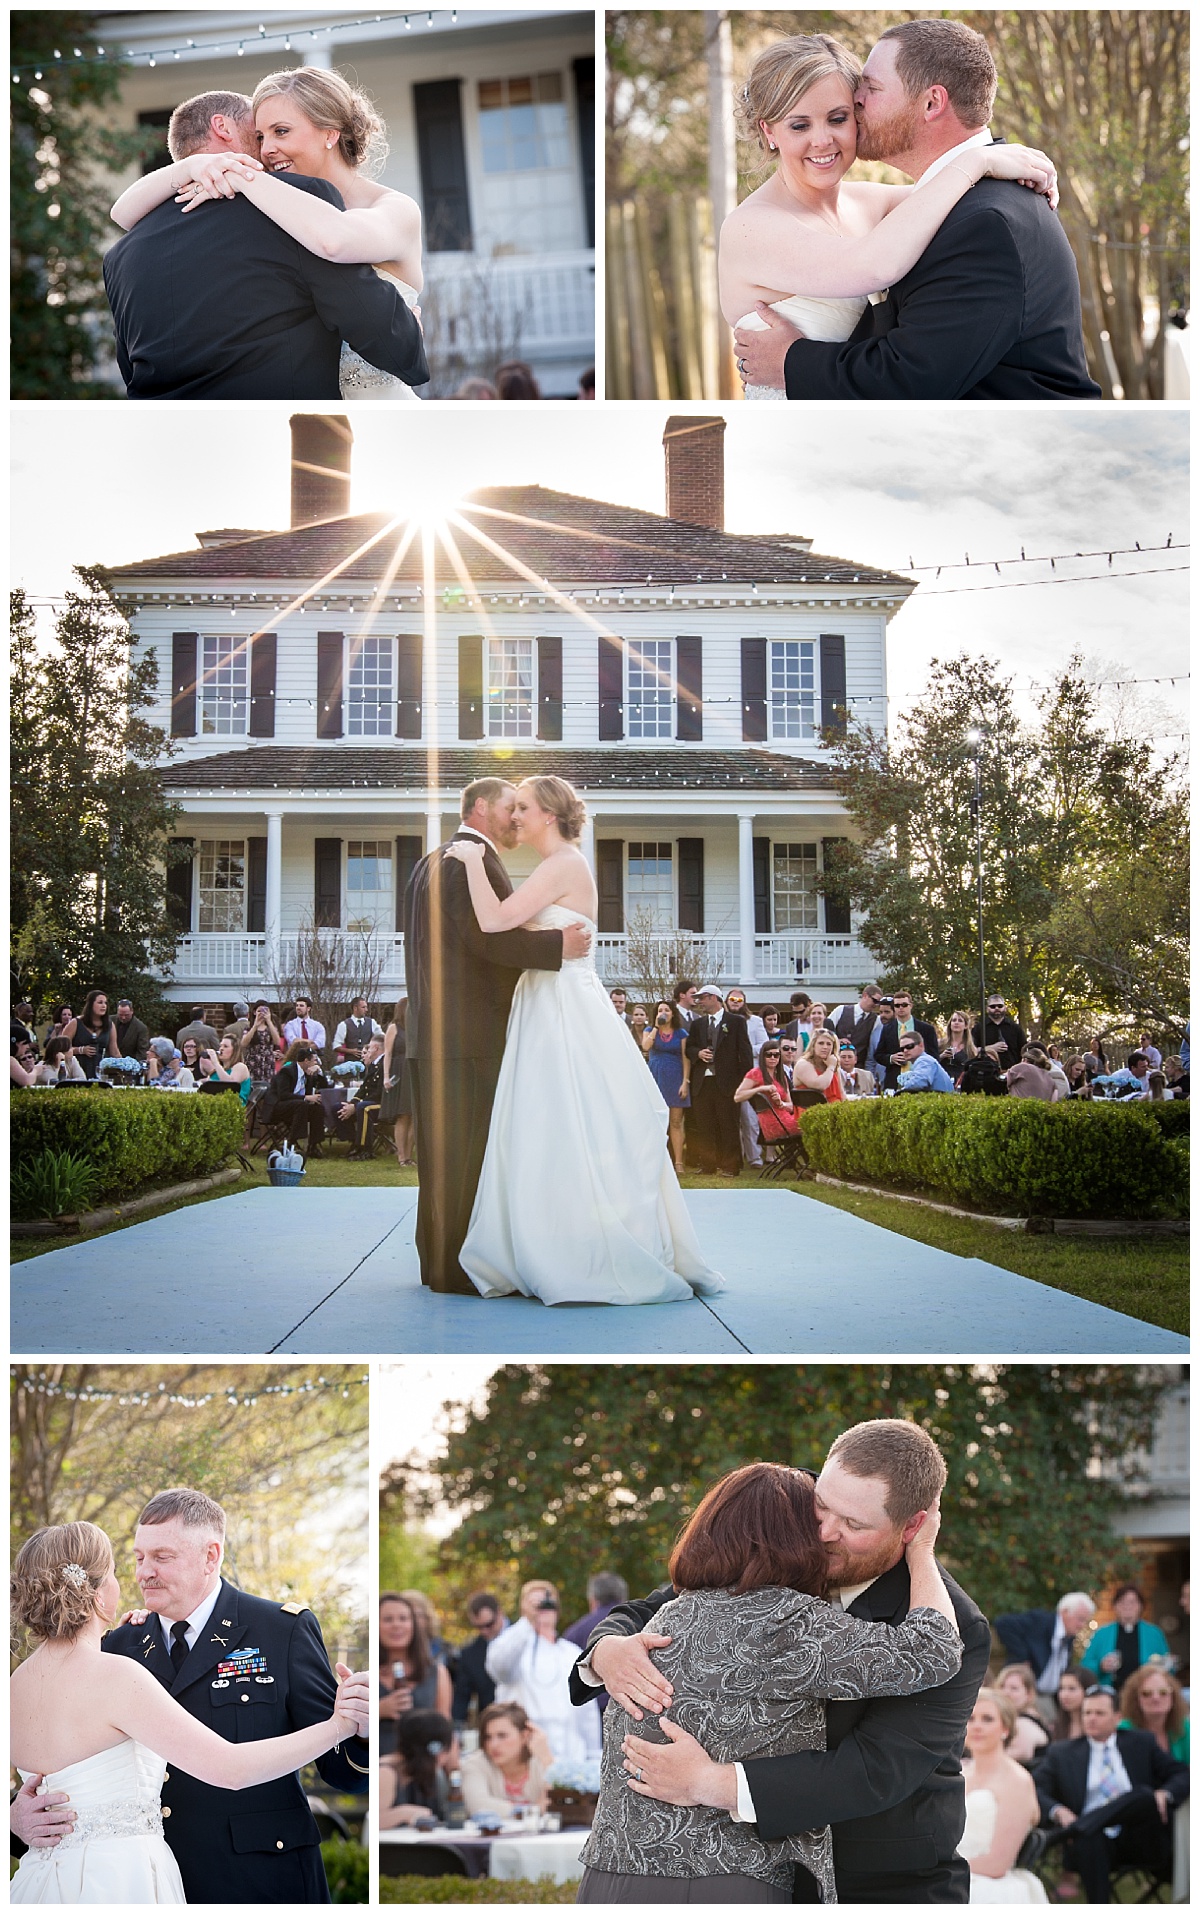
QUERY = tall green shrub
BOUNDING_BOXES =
[11,1092,244,1212]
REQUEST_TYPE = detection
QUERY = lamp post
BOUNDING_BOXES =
[965,729,987,1044]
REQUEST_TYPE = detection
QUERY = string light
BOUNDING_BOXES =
[16,1372,368,1406]
[10,13,455,82]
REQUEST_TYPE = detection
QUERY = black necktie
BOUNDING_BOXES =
[170,1620,190,1671]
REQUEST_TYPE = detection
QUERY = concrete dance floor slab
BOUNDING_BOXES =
[12,1187,1186,1356]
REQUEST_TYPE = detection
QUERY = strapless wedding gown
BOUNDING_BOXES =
[340,269,423,401]
[459,905,726,1304]
[958,1788,1048,1903]
[737,293,870,399]
[12,1742,184,1904]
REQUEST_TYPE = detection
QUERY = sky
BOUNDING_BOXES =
[377,1358,501,1537]
[12,402,1188,730]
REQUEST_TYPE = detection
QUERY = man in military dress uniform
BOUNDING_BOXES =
[11,1487,368,1904]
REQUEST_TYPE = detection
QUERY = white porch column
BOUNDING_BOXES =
[737,811,756,986]
[264,809,283,955]
[580,809,596,872]
[425,806,442,854]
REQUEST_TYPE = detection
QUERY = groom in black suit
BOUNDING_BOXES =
[569,1419,991,1903]
[735,19,1100,401]
[103,90,427,400]
[404,777,592,1293]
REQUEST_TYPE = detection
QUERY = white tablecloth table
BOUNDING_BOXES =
[379,1825,587,1884]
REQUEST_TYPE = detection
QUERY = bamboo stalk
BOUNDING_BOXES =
[620,199,654,399]
[605,199,633,400]
[632,198,672,397]
[691,195,720,399]
[669,196,703,398]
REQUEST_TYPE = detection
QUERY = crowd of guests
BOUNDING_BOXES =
[9,990,416,1167]
[603,981,1190,1176]
[377,1573,627,1831]
[449,363,594,401]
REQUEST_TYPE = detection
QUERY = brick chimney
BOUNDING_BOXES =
[290,413,353,527]
[663,415,725,531]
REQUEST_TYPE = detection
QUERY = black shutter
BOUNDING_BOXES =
[598,636,624,741]
[822,837,852,935]
[314,838,341,928]
[395,835,423,933]
[596,840,624,933]
[166,837,194,932]
[249,633,276,738]
[537,635,563,741]
[413,78,473,251]
[753,836,771,934]
[458,634,484,739]
[316,632,343,739]
[678,837,704,932]
[741,637,767,742]
[171,633,197,737]
[675,635,703,742]
[820,633,847,736]
[396,633,422,739]
[571,56,596,248]
[247,836,267,933]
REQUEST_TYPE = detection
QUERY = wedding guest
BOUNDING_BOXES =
[895,1030,955,1094]
[1081,1584,1170,1688]
[972,994,1026,1071]
[379,1711,460,1827]
[282,996,326,1051]
[577,366,596,399]
[1063,1055,1088,1094]
[644,1001,690,1175]
[726,988,766,1053]
[836,1039,874,1097]
[453,376,498,399]
[629,1004,650,1045]
[462,1702,552,1820]
[793,1027,845,1101]
[760,1006,782,1041]
[175,1004,219,1052]
[179,1035,204,1078]
[1036,1686,1187,1904]
[610,987,630,1024]
[10,1002,38,1054]
[145,1037,195,1089]
[34,1035,87,1084]
[1051,1668,1090,1742]
[996,1664,1050,1766]
[10,1039,39,1087]
[224,999,252,1047]
[1147,1069,1168,1100]
[196,1035,251,1101]
[958,1688,1047,1902]
[379,1591,453,1757]
[495,359,540,399]
[781,991,813,1046]
[486,1579,602,1765]
[995,1592,1096,1695]
[334,1032,386,1156]
[1120,1666,1189,1764]
[686,987,754,1177]
[1138,1031,1164,1069]
[114,997,150,1062]
[565,1573,632,1651]
[779,1037,799,1085]
[866,998,896,1086]
[1004,1045,1059,1102]
[876,989,941,1089]
[940,1011,977,1085]
[1085,1035,1109,1077]
[734,1038,799,1147]
[64,989,120,1078]
[452,1592,507,1725]
[254,1041,332,1155]
[828,984,883,1065]
[240,1001,283,1091]
[401,1589,450,1667]
[380,998,414,1166]
[332,995,383,1062]
[672,980,699,1026]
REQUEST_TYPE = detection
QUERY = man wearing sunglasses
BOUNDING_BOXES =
[894,1031,955,1094]
[873,989,941,1091]
[972,994,1026,1072]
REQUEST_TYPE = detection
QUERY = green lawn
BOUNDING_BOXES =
[10,1157,1188,1335]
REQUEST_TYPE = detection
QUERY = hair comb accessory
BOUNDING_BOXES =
[61,1563,89,1587]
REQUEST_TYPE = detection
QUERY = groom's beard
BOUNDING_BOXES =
[824,1533,905,1589]
[854,99,923,167]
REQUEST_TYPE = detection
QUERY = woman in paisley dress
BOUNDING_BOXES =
[718,35,1059,399]
[576,1463,962,1903]
[10,1521,363,1904]
[110,69,423,401]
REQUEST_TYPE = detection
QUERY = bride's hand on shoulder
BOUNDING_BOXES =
[117,1607,150,1627]
[174,151,264,210]
[444,840,484,866]
[974,142,1058,209]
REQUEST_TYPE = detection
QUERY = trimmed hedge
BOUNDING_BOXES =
[798,1096,1188,1220]
[321,1840,368,1903]
[381,1881,576,1905]
[10,1090,245,1214]
[1140,1099,1190,1138]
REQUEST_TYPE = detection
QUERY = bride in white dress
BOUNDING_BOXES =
[110,68,423,401]
[957,1688,1050,1903]
[444,776,725,1305]
[719,34,1058,398]
[10,1522,365,1904]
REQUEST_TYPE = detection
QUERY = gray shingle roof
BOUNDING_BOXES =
[105,487,911,590]
[162,746,835,795]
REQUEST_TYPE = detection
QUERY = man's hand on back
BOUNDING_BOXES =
[622,1717,737,1810]
[11,1776,75,1849]
[588,1631,674,1719]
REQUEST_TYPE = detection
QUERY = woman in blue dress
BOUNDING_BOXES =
[642,1001,690,1174]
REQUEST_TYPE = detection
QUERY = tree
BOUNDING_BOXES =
[11,1364,368,1653]
[11,13,156,397]
[822,654,1183,1036]
[10,571,183,1012]
[267,912,389,1061]
[399,1364,1168,1625]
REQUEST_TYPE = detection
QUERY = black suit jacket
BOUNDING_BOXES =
[993,1607,1059,1678]
[828,1003,877,1068]
[258,1059,331,1123]
[873,1017,942,1089]
[784,173,1101,401]
[103,173,429,399]
[403,833,563,1065]
[1033,1728,1189,1822]
[685,1012,754,1094]
[971,1016,1026,1070]
[103,1581,366,1904]
[571,1557,991,1888]
[451,1633,497,1723]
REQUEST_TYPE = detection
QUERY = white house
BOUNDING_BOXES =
[95,7,595,392]
[105,413,915,1006]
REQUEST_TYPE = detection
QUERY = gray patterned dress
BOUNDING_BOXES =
[578,1587,962,1903]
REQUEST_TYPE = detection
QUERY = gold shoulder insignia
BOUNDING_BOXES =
[280,1600,310,1616]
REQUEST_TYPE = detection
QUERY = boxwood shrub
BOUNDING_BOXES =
[798,1096,1188,1219]
[10,1091,245,1214]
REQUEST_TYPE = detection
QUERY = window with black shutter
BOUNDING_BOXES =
[171,634,198,738]
[166,838,195,933]
[249,634,276,738]
[395,835,423,932]
[247,837,268,933]
[396,633,422,739]
[820,634,847,736]
[753,836,771,933]
[821,837,853,934]
[458,634,484,739]
[598,636,624,740]
[678,838,704,931]
[596,840,624,932]
[572,56,595,246]
[537,635,562,740]
[413,79,473,251]
[741,637,767,742]
[316,632,343,739]
[675,635,703,742]
[314,838,342,928]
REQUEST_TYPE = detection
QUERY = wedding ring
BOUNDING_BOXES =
[634,1767,644,1782]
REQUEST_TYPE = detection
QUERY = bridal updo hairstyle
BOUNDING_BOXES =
[12,1521,112,1642]
[518,776,587,843]
[669,1462,828,1597]
[252,67,389,176]
[737,35,862,161]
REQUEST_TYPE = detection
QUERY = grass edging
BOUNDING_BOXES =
[11,1164,245,1237]
[808,1172,1188,1238]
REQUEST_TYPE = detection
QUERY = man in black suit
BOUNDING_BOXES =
[971,992,1027,1072]
[11,1488,368,1903]
[1036,1686,1188,1902]
[828,985,883,1068]
[103,90,428,400]
[872,987,941,1092]
[403,777,591,1293]
[685,987,754,1176]
[451,1591,507,1725]
[256,1042,334,1157]
[735,19,1101,402]
[994,1591,1095,1694]
[569,1418,991,1902]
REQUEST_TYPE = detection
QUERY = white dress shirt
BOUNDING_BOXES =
[1082,1732,1133,1830]
[1037,1612,1072,1694]
[157,1580,223,1657]
[915,128,993,187]
[282,1016,326,1050]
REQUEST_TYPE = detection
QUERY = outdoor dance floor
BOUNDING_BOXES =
[12,1187,1186,1356]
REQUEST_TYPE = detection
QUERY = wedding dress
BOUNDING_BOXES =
[737,293,870,400]
[340,269,423,401]
[11,1742,185,1904]
[958,1788,1049,1904]
[459,905,726,1304]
